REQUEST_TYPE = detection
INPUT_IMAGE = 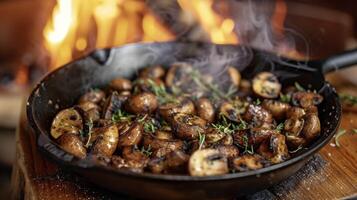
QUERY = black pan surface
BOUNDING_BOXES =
[27,42,355,199]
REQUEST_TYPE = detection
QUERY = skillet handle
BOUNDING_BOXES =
[321,48,357,74]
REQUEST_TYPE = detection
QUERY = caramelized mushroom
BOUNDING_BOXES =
[292,91,323,108]
[91,124,119,157]
[122,146,149,171]
[79,101,101,122]
[205,128,226,144]
[118,122,143,147]
[109,78,132,91]
[284,118,304,136]
[262,100,290,120]
[139,65,165,79]
[125,92,158,114]
[302,114,321,142]
[243,104,273,128]
[227,67,241,87]
[51,108,83,139]
[189,149,229,176]
[218,101,245,122]
[217,145,239,159]
[231,155,265,172]
[154,130,174,140]
[252,72,281,98]
[171,113,207,140]
[270,133,290,164]
[79,89,105,104]
[57,133,86,159]
[102,91,129,119]
[195,98,215,123]
[159,98,195,122]
[286,106,306,119]
[143,135,184,153]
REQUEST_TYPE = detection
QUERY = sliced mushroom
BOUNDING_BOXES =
[286,106,306,119]
[195,98,215,123]
[270,133,290,164]
[262,99,290,120]
[118,122,143,147]
[51,108,83,139]
[243,104,273,128]
[79,101,101,122]
[189,148,229,176]
[252,72,281,98]
[122,146,149,170]
[102,91,129,120]
[218,101,246,122]
[148,157,166,174]
[91,124,119,157]
[57,133,86,159]
[249,128,277,145]
[154,130,174,140]
[139,65,165,79]
[164,150,189,173]
[231,155,267,172]
[159,98,195,122]
[171,113,207,140]
[143,135,184,152]
[257,141,273,159]
[302,114,321,142]
[79,89,105,104]
[285,134,306,149]
[205,128,226,144]
[291,91,323,108]
[109,78,132,91]
[217,145,239,159]
[125,92,158,114]
[284,118,304,136]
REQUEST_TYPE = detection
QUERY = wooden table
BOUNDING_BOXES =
[10,75,357,200]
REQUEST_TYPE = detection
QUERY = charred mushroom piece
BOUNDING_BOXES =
[291,91,323,108]
[57,133,86,159]
[102,91,129,120]
[257,141,274,159]
[217,145,239,159]
[270,133,290,164]
[219,134,234,146]
[218,101,245,122]
[159,98,195,122]
[109,78,132,91]
[302,114,321,142]
[51,108,83,139]
[118,122,143,147]
[205,128,226,144]
[125,92,158,114]
[252,72,281,98]
[284,118,304,136]
[154,130,174,140]
[79,89,105,104]
[249,128,277,145]
[91,125,119,157]
[243,104,273,128]
[79,101,101,122]
[285,134,306,149]
[148,157,166,174]
[286,106,306,119]
[231,155,265,172]
[143,135,184,152]
[262,100,290,120]
[122,146,149,168]
[195,98,215,123]
[139,65,165,79]
[165,150,189,173]
[189,149,229,176]
[171,113,207,140]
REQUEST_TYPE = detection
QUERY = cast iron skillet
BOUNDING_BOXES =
[27,42,357,199]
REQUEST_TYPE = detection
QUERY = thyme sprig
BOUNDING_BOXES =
[276,122,285,131]
[141,145,152,157]
[112,109,134,122]
[339,93,357,106]
[143,119,157,133]
[279,93,291,103]
[294,82,306,91]
[198,131,206,150]
[147,79,178,104]
[242,135,254,154]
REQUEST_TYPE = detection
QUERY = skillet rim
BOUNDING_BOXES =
[26,42,341,182]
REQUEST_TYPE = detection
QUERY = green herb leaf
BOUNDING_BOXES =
[198,131,206,150]
[143,119,157,133]
[339,93,357,106]
[279,93,291,103]
[276,122,284,131]
[335,129,346,147]
[352,129,357,134]
[112,109,134,122]
[294,82,306,92]
[254,98,261,105]
[141,145,152,157]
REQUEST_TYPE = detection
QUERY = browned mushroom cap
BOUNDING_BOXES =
[217,145,239,159]
[270,133,290,164]
[147,157,166,174]
[252,72,281,98]
[304,105,318,115]
[286,106,306,119]
[243,104,273,128]
[164,150,189,173]
[165,63,191,88]
[249,128,277,145]
[284,117,304,137]
[257,141,274,159]
[239,79,252,94]
[133,77,165,93]
[171,113,207,140]
[159,98,195,122]
[102,91,129,120]
[122,146,149,168]
[109,78,132,91]
[218,101,246,122]
[143,135,184,152]
[57,133,86,159]
[231,155,265,172]
[111,154,147,173]
[291,91,323,108]
[91,124,119,157]
[125,92,158,114]
[51,108,83,139]
[79,89,105,104]
[79,101,101,122]
[118,122,143,147]
[205,128,226,144]
[285,134,306,149]
[154,130,174,140]
[139,66,166,79]
[219,134,234,145]
[261,100,290,120]
[189,148,229,176]
[195,98,215,123]
[302,114,321,142]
